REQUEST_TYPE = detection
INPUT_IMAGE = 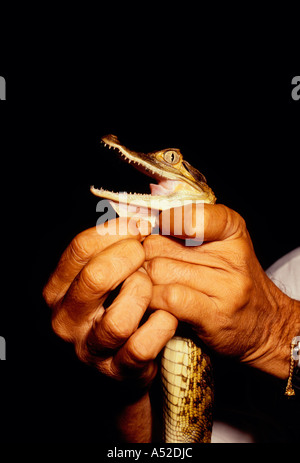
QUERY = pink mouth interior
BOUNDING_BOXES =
[149,179,180,196]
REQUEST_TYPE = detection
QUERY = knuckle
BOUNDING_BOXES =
[42,284,54,308]
[143,235,163,257]
[218,205,247,238]
[51,311,74,343]
[230,208,247,237]
[43,279,64,309]
[75,341,91,364]
[102,313,132,342]
[74,342,86,363]
[163,284,182,310]
[126,336,152,363]
[121,239,145,263]
[142,235,154,256]
[127,269,148,285]
[79,263,110,296]
[242,274,253,294]
[226,275,253,312]
[146,257,164,281]
[69,232,90,264]
[239,275,253,304]
[94,358,114,377]
[124,271,152,300]
[239,215,247,231]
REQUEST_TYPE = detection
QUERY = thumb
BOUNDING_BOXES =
[159,203,243,242]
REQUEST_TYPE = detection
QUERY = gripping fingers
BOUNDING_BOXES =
[51,239,146,340]
[43,218,150,308]
[111,310,178,380]
[144,257,220,295]
[150,283,217,328]
[86,270,153,353]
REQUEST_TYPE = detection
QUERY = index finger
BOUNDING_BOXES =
[43,217,151,307]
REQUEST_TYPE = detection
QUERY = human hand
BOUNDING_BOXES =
[143,204,300,379]
[43,218,178,393]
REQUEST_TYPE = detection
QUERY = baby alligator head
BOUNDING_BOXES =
[91,134,216,215]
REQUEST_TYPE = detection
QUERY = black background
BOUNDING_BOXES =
[0,18,299,448]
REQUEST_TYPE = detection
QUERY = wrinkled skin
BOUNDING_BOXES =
[43,204,300,442]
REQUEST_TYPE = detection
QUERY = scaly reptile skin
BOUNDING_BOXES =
[162,337,213,443]
[91,135,216,443]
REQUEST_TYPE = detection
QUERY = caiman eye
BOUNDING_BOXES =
[163,150,180,164]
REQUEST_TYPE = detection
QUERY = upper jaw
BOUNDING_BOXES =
[104,146,181,183]
[94,136,196,203]
[101,134,189,183]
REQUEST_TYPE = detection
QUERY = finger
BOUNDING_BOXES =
[86,309,177,387]
[56,239,146,326]
[86,270,153,352]
[43,218,151,307]
[112,310,178,373]
[144,257,219,295]
[143,234,207,264]
[159,203,244,242]
[149,284,217,329]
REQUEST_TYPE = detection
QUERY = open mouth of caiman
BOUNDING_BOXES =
[90,134,215,213]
